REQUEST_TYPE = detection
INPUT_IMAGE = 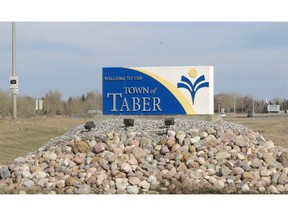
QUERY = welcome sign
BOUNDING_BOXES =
[102,66,214,115]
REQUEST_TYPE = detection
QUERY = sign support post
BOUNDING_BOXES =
[11,22,17,121]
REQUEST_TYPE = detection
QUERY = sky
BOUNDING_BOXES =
[1,22,288,101]
[1,0,288,102]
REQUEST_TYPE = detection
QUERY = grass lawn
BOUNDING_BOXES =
[0,116,89,165]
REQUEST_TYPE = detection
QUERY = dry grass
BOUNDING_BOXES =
[1,114,288,166]
[0,116,89,165]
[225,114,288,149]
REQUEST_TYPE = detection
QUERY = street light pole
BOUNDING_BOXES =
[12,22,17,121]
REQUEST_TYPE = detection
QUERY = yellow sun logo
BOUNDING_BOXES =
[188,68,198,78]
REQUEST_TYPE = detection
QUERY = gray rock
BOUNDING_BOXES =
[77,184,91,194]
[260,169,270,177]
[74,154,86,165]
[48,152,57,160]
[221,132,236,142]
[96,174,107,185]
[139,181,150,190]
[160,145,170,155]
[140,137,150,147]
[235,136,246,147]
[208,150,215,158]
[285,184,288,192]
[23,179,35,187]
[127,185,140,194]
[190,136,200,144]
[0,166,11,179]
[241,163,251,171]
[206,127,216,134]
[197,157,206,166]
[272,173,280,184]
[251,159,262,168]
[232,167,244,175]
[120,163,132,173]
[99,159,110,171]
[105,152,116,163]
[128,176,141,185]
[132,147,146,162]
[240,183,250,192]
[278,153,288,168]
[37,178,48,187]
[150,181,161,190]
[194,140,205,149]
[276,184,285,193]
[34,171,47,179]
[216,152,231,160]
[256,135,265,142]
[247,133,256,142]
[263,153,275,164]
[147,175,157,183]
[214,180,225,190]
[128,154,138,165]
[278,174,288,185]
[199,131,208,139]
[176,131,186,144]
[88,140,97,148]
[56,180,65,188]
[264,140,274,149]
[188,129,199,137]
[145,155,154,163]
[237,153,245,160]
[94,142,106,153]
[22,169,31,178]
[115,178,128,190]
[267,185,280,194]
[220,166,231,177]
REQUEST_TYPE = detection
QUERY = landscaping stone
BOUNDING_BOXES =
[0,118,287,194]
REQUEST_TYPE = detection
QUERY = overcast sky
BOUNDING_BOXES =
[0,22,288,100]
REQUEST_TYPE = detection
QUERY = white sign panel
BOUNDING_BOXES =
[103,66,214,115]
[9,76,18,89]
[35,99,43,110]
[268,104,280,112]
[9,76,19,94]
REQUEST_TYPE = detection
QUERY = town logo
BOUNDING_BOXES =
[177,68,209,104]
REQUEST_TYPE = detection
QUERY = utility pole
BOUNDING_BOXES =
[11,22,17,121]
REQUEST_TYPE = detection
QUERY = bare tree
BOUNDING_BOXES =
[0,90,11,117]
[65,91,102,117]
[17,95,36,117]
[43,90,64,117]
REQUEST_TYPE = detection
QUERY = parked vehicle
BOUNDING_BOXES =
[247,111,254,117]
[220,113,226,118]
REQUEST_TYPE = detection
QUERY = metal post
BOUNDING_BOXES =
[12,22,17,121]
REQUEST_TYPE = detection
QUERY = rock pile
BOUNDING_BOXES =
[1,118,288,194]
